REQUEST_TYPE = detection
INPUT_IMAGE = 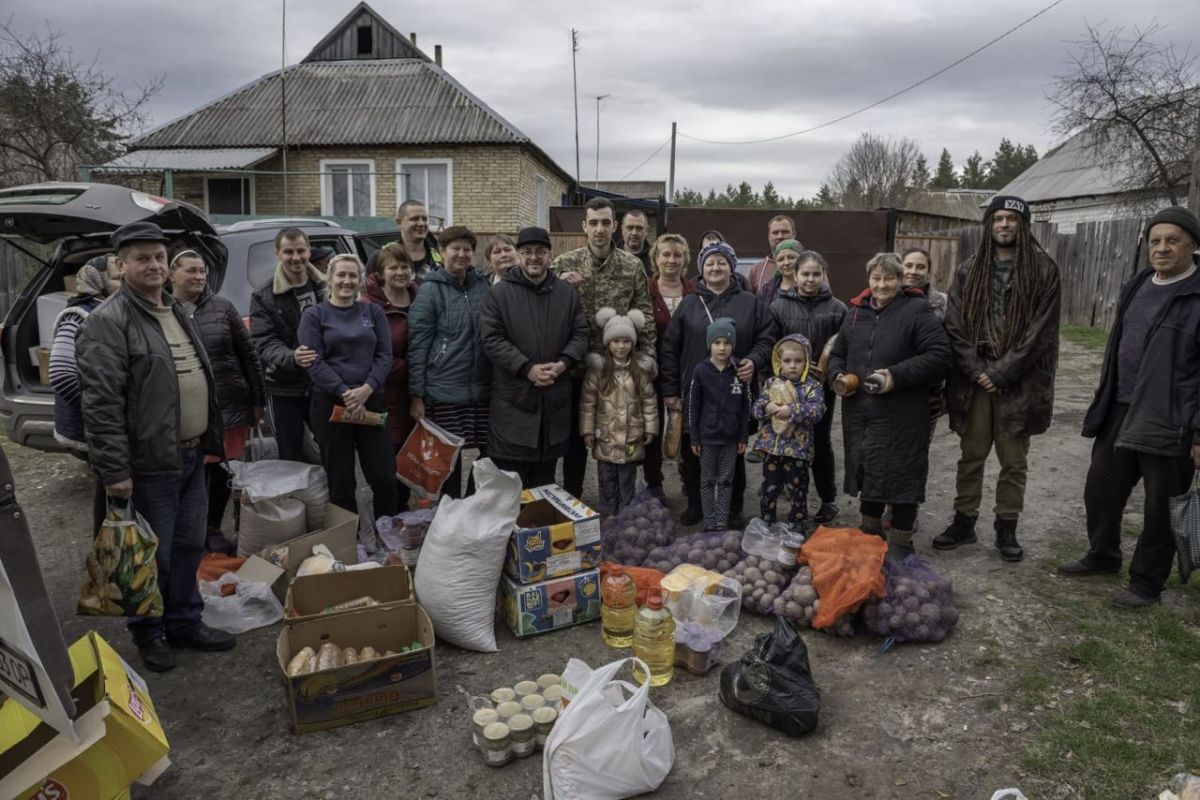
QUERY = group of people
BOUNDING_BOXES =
[52,189,1200,671]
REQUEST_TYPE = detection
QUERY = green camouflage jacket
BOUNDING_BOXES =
[552,246,656,361]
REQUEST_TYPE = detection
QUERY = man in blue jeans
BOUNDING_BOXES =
[78,221,235,672]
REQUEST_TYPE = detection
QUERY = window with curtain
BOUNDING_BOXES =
[322,161,374,216]
[396,159,452,225]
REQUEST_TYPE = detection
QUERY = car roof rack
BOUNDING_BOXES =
[221,218,338,232]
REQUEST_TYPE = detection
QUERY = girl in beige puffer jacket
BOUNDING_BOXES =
[581,308,659,515]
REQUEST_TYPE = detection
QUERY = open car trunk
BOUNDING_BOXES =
[0,183,227,452]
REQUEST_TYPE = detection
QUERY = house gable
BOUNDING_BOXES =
[303,1,430,63]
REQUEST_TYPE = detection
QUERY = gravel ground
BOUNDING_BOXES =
[6,339,1157,799]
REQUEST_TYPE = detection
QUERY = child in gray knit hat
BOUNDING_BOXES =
[580,307,659,515]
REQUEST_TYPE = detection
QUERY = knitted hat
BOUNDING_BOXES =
[984,195,1031,224]
[773,238,803,258]
[706,316,737,349]
[697,241,738,274]
[597,307,646,346]
[1145,206,1200,246]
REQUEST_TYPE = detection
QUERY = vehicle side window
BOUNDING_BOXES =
[247,241,278,291]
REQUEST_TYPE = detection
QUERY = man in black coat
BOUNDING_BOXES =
[479,227,589,488]
[249,228,326,463]
[1059,207,1200,608]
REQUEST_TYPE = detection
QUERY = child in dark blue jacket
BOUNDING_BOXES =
[688,318,751,530]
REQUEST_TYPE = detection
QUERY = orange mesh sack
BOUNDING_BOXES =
[600,561,664,607]
[799,526,887,631]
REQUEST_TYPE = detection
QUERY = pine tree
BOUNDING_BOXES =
[760,181,781,207]
[912,154,931,190]
[960,151,988,188]
[984,138,1040,189]
[930,148,959,189]
[815,183,836,208]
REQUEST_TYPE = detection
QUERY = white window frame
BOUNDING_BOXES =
[395,158,453,226]
[203,174,256,215]
[319,158,376,217]
[534,174,549,228]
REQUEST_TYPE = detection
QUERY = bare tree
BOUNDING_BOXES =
[823,132,922,209]
[0,17,161,184]
[1049,23,1199,206]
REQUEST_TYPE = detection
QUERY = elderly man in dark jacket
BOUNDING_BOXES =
[249,227,326,462]
[479,227,589,488]
[936,196,1061,562]
[662,241,777,525]
[77,221,232,673]
[1059,207,1200,608]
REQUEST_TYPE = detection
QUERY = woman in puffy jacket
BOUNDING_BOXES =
[364,242,418,509]
[407,226,491,498]
[168,249,266,553]
[827,252,950,559]
[769,250,847,524]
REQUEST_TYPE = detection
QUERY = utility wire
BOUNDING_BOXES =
[678,0,1066,146]
[617,135,672,181]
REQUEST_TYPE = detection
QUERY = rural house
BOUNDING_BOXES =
[96,2,572,231]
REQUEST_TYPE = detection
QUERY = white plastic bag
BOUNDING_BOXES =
[199,573,284,634]
[413,458,520,652]
[227,459,329,530]
[543,657,674,800]
[990,791,1029,800]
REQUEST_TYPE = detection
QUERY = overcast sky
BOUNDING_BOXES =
[13,0,1200,198]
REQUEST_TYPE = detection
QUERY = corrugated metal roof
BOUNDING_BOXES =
[585,181,667,200]
[900,190,989,221]
[131,61,530,149]
[999,130,1133,203]
[98,147,278,171]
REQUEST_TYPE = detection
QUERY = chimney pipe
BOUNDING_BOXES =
[434,45,442,66]
[409,32,417,45]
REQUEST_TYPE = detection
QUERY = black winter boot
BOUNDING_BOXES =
[932,511,977,550]
[860,515,884,540]
[994,517,1023,562]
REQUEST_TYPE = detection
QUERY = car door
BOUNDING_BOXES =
[352,230,402,261]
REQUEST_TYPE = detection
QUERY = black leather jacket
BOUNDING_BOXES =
[190,289,266,429]
[77,286,223,484]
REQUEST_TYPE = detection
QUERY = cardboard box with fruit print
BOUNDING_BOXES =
[504,485,602,585]
[498,568,601,638]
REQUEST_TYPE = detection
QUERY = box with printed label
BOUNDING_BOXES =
[504,484,602,584]
[498,568,601,638]
[0,632,170,800]
[276,603,437,734]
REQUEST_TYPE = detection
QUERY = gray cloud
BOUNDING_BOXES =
[16,0,1200,198]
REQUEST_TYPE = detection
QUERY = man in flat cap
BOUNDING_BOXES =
[77,221,234,672]
[935,195,1061,562]
[1060,207,1200,607]
[479,227,588,488]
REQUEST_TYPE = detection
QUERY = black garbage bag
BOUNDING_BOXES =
[718,616,820,736]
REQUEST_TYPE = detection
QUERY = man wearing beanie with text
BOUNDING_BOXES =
[935,195,1061,562]
[1059,207,1200,607]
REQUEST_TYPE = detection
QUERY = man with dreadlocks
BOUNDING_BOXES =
[934,195,1061,562]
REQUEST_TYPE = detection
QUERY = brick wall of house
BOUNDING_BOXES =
[161,145,568,232]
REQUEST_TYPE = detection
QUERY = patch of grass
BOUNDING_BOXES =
[1016,588,1200,798]
[1061,325,1110,352]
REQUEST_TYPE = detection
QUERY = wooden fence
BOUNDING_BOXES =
[898,217,1147,329]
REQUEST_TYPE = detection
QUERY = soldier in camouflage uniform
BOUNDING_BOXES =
[553,197,655,497]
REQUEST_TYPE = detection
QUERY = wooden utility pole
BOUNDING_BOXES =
[281,0,288,215]
[668,122,677,203]
[571,30,581,191]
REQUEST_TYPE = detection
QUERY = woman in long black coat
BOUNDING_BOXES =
[828,252,950,558]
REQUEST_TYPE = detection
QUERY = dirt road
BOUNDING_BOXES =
[7,338,1184,799]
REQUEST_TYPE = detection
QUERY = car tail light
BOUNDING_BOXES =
[131,192,170,213]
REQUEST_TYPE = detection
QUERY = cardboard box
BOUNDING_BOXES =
[35,348,50,385]
[505,484,602,584]
[286,564,413,624]
[236,503,359,603]
[498,568,601,638]
[36,292,70,350]
[0,632,170,800]
[276,604,437,734]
